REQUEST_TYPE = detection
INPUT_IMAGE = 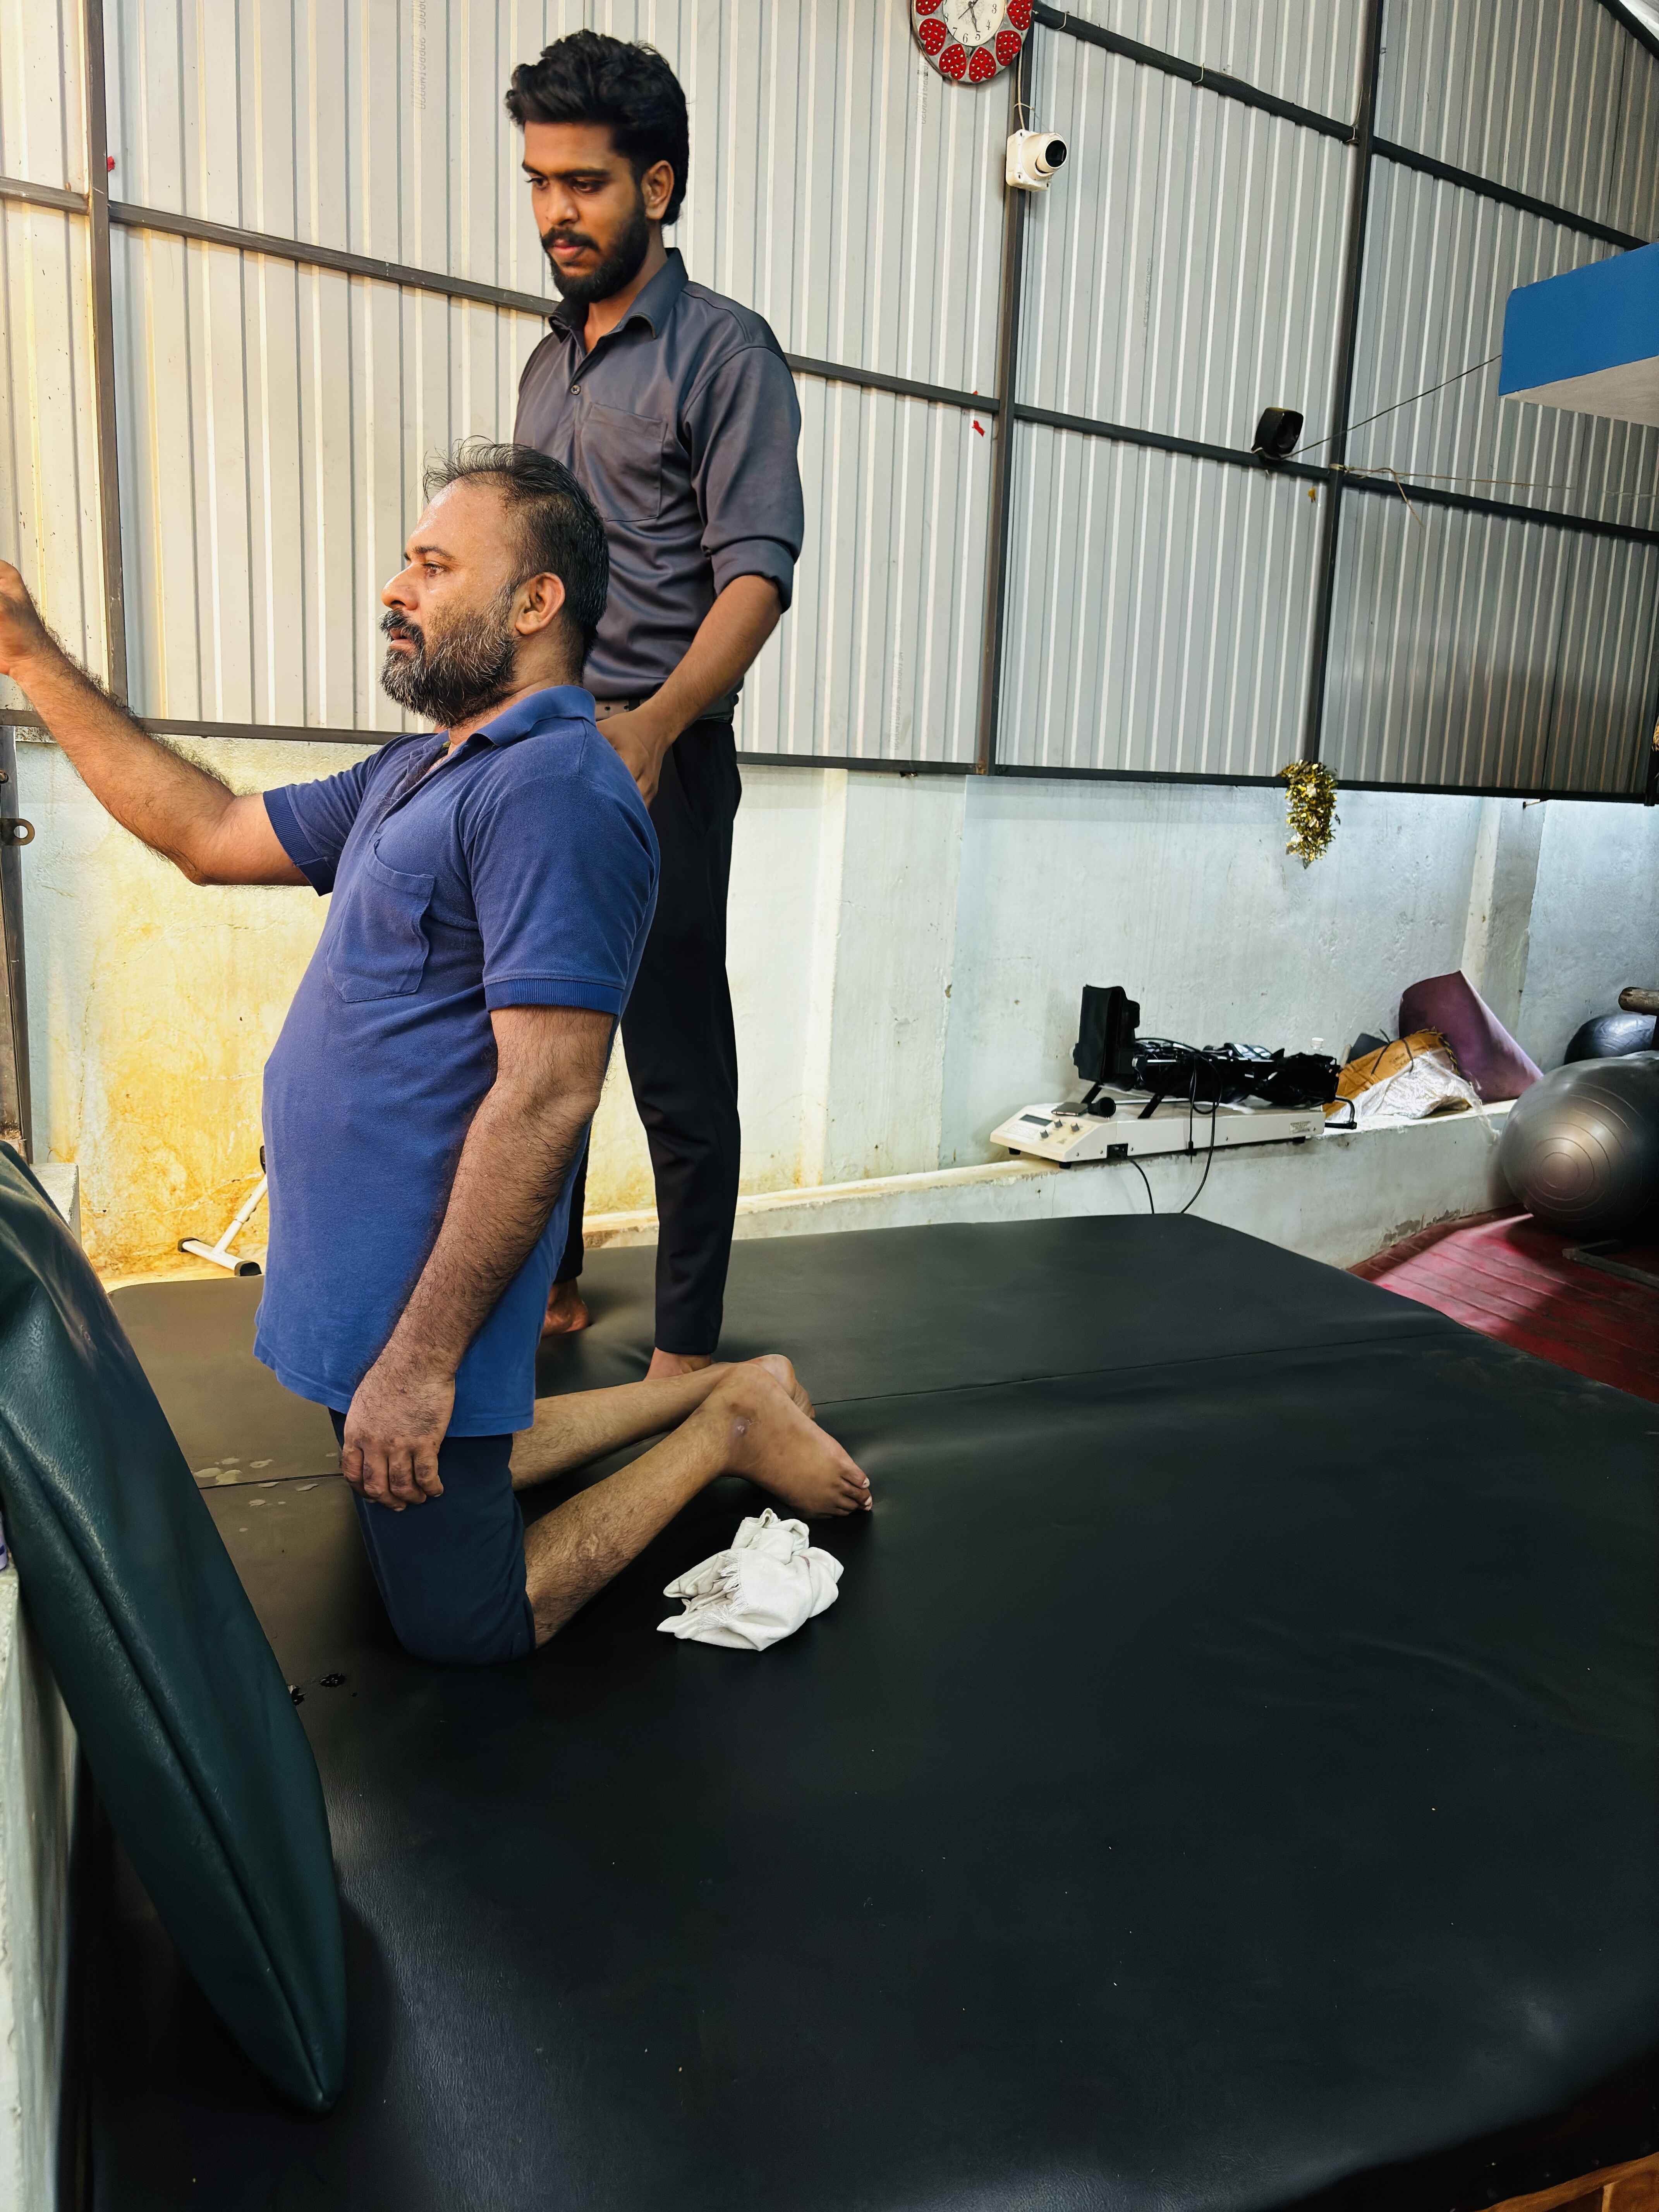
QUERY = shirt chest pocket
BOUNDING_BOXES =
[579,400,667,525]
[327,847,436,1003]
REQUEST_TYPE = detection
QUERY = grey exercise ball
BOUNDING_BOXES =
[1564,1008,1658,1062]
[1499,1052,1659,1237]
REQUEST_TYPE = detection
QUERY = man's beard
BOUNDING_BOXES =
[541,192,651,309]
[379,589,519,728]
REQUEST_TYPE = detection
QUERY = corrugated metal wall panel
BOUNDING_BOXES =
[1545,528,1659,792]
[1322,491,1658,793]
[1019,35,1349,450]
[628,0,1006,395]
[0,0,82,189]
[0,201,106,706]
[1608,26,1659,239]
[738,383,990,763]
[1323,497,1570,788]
[111,228,536,730]
[104,0,1006,392]
[1349,161,1659,528]
[109,228,987,763]
[998,425,1321,775]
[1374,0,1635,233]
[1044,0,1364,119]
[105,2,597,301]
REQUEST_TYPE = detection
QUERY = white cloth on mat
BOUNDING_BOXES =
[657,1509,843,1652]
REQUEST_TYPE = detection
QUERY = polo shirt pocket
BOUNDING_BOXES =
[327,848,435,1002]
[579,401,665,524]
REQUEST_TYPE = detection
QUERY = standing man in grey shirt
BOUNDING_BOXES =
[508,31,803,1382]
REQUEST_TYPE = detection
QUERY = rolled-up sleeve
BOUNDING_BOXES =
[464,764,658,1016]
[686,345,804,610]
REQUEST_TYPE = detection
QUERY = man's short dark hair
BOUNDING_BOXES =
[425,440,609,661]
[505,31,689,226]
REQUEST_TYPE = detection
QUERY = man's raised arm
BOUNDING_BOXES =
[0,561,304,886]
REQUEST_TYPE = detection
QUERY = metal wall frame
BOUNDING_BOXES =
[0,729,30,1154]
[1299,0,1387,769]
[1010,0,1659,798]
[2,0,1656,800]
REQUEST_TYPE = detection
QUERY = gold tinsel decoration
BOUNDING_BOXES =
[1279,762,1340,867]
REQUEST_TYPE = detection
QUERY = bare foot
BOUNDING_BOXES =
[700,1367,871,1517]
[542,1280,591,1341]
[646,1347,714,1381]
[747,1354,816,1420]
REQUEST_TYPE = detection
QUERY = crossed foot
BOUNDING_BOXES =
[541,1280,590,1340]
[701,1357,872,1518]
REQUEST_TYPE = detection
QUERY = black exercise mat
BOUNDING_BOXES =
[81,1219,1659,2211]
[537,1214,1458,1398]
[110,1278,339,1489]
[116,1216,1456,1492]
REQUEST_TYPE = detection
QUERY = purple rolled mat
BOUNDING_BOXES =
[1397,971,1542,1102]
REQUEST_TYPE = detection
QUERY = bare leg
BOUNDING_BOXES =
[524,1363,870,1644]
[646,1347,714,1382]
[513,1354,814,1489]
[541,1279,591,1340]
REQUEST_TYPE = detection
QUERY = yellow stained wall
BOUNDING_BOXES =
[15,735,659,1274]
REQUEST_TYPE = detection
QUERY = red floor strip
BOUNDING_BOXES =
[1352,1209,1659,1406]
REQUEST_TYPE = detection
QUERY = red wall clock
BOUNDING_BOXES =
[912,0,1032,85]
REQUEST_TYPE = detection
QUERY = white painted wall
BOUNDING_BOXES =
[939,778,1487,1168]
[1515,797,1659,1067]
[15,735,1647,1273]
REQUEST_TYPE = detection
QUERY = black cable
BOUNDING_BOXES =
[1292,351,1501,460]
[1177,1068,1221,1216]
[1130,1158,1155,1214]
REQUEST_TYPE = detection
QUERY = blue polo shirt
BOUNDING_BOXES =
[256,686,658,1434]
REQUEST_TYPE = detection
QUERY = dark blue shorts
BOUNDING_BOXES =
[328,1414,536,1667]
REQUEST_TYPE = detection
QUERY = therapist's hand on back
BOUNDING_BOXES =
[597,706,671,807]
[341,1351,454,1510]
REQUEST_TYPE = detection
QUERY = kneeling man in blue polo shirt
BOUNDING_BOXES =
[0,441,869,1667]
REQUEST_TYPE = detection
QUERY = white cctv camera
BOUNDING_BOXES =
[1006,129,1068,191]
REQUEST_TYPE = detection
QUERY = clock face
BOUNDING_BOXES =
[912,0,1030,85]
[942,0,1006,36]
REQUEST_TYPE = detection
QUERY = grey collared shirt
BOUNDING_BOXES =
[514,250,804,711]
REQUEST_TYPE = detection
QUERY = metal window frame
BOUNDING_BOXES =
[2,0,1655,802]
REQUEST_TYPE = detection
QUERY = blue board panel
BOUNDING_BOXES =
[1500,241,1659,424]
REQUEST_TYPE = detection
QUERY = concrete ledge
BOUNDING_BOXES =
[584,1106,1515,1274]
[28,1168,79,1248]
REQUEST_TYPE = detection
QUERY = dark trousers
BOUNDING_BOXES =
[558,718,742,1354]
[328,1414,533,1667]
